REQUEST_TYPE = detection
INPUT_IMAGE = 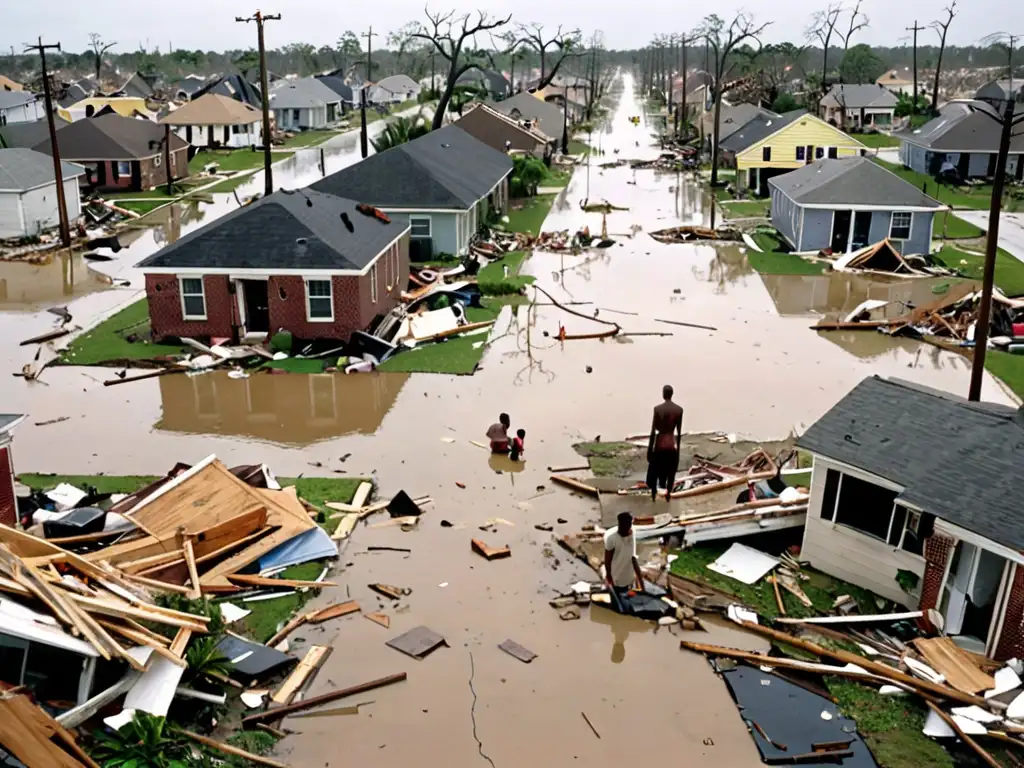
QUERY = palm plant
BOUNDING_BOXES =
[91,713,192,768]
[371,116,432,152]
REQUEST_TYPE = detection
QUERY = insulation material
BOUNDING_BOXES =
[706,543,778,585]
[923,709,956,738]
[45,483,87,511]
[219,602,251,624]
[257,526,337,571]
[123,656,186,717]
[985,666,1022,698]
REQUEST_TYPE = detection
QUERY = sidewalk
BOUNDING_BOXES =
[953,210,1024,266]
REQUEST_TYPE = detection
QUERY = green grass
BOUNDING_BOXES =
[849,132,899,148]
[872,158,994,210]
[234,561,326,643]
[932,211,984,240]
[541,164,573,188]
[722,200,770,218]
[574,441,642,477]
[669,544,879,620]
[504,194,556,235]
[205,171,260,194]
[935,244,1024,297]
[748,231,827,274]
[118,199,176,215]
[478,250,535,294]
[784,470,812,488]
[567,139,590,156]
[61,298,189,365]
[827,679,953,768]
[18,473,160,494]
[377,304,500,375]
[986,350,1024,400]
[262,358,327,374]
[279,129,345,148]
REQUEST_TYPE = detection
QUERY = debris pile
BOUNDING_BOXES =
[630,150,697,171]
[650,225,742,243]
[829,238,956,277]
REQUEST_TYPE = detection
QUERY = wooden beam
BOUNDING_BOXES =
[97,620,187,667]
[182,539,201,600]
[272,645,331,704]
[242,672,407,726]
[350,481,372,509]
[118,571,192,595]
[169,627,192,657]
[228,573,334,589]
[178,729,289,768]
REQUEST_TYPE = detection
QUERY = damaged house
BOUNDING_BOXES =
[768,156,944,254]
[136,189,410,343]
[0,414,25,526]
[797,376,1024,660]
[311,124,512,261]
[455,102,555,158]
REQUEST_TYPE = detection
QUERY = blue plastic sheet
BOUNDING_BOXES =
[257,526,336,571]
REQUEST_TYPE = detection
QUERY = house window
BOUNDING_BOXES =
[898,509,935,556]
[762,146,772,162]
[305,279,334,321]
[815,147,825,159]
[292,109,301,122]
[890,212,913,239]
[796,146,806,161]
[179,277,207,320]
[828,147,838,159]
[116,161,131,177]
[833,472,899,541]
[370,264,378,303]
[819,468,840,521]
[410,216,431,238]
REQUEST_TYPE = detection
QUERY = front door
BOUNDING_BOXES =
[831,210,852,253]
[958,153,971,179]
[241,280,270,334]
[805,145,815,165]
[207,125,214,145]
[940,541,978,636]
[851,211,873,251]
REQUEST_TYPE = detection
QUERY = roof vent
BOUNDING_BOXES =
[295,237,308,245]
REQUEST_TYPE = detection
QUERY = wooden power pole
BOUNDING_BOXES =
[25,37,70,247]
[905,21,925,118]
[360,26,376,159]
[236,10,281,197]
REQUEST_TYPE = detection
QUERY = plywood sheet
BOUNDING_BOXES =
[386,625,447,659]
[912,637,995,695]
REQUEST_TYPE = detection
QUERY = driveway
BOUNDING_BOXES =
[953,210,1024,265]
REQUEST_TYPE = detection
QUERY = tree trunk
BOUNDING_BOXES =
[931,35,947,115]
[710,79,724,186]
[433,77,456,130]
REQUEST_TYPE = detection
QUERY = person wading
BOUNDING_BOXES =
[647,384,683,501]
[604,512,645,611]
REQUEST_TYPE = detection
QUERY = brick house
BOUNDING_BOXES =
[455,103,555,158]
[312,124,512,261]
[136,188,410,343]
[0,414,25,527]
[32,113,188,192]
[796,376,1024,660]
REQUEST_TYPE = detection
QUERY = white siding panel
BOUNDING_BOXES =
[0,191,24,238]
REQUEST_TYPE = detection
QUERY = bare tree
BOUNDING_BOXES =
[517,23,582,91]
[930,2,957,113]
[806,4,843,99]
[702,13,772,186]
[88,33,117,82]
[411,10,511,130]
[834,1,869,129]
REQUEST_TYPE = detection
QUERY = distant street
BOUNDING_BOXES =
[954,210,1024,266]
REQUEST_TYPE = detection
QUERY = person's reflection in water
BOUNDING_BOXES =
[589,603,651,664]
[488,452,525,481]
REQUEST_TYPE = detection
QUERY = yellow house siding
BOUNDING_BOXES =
[736,115,866,171]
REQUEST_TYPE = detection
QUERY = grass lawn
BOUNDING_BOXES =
[61,298,189,365]
[574,441,643,477]
[189,148,267,174]
[541,164,573,188]
[722,200,770,218]
[669,544,881,620]
[504,194,557,235]
[872,158,994,210]
[377,304,501,375]
[827,679,952,768]
[567,139,590,156]
[205,171,260,194]
[986,350,1024,400]
[279,129,345,148]
[749,231,827,275]
[933,211,984,240]
[935,244,1024,297]
[118,199,176,215]
[849,132,900,148]
[478,250,535,295]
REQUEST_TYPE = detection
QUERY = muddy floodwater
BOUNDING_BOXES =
[0,74,1018,767]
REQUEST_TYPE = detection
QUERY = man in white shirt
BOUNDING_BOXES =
[603,512,645,605]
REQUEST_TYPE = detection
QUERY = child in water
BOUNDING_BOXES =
[509,428,526,461]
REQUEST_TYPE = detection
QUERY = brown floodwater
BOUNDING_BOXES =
[0,74,1018,768]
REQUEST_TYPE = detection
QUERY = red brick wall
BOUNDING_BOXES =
[995,566,1024,661]
[267,274,361,339]
[145,274,235,341]
[140,148,188,189]
[918,533,955,622]
[0,446,14,527]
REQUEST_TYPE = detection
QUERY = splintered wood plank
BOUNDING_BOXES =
[272,645,332,704]
[228,573,335,589]
[912,637,995,695]
[498,639,537,663]
[350,482,373,509]
[365,612,390,629]
[386,626,447,659]
[331,514,359,541]
[170,628,192,657]
[471,539,511,561]
[308,600,361,623]
[182,539,201,600]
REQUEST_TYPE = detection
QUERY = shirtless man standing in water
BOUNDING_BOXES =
[647,385,684,501]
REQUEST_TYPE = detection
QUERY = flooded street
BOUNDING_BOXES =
[0,75,1018,767]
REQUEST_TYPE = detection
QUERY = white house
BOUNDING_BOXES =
[159,93,263,149]
[371,75,422,104]
[270,78,341,131]
[0,149,85,239]
[876,69,922,97]
[0,92,44,126]
[819,84,898,129]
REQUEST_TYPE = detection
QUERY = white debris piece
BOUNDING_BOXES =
[218,602,251,624]
[905,657,945,685]
[879,685,908,696]
[985,667,1022,698]
[951,705,1002,724]
[951,714,988,735]
[706,543,778,585]
[923,710,956,738]
[45,483,87,511]
[727,605,759,625]
[1007,690,1024,720]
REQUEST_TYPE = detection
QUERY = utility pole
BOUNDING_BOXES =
[680,35,689,138]
[905,21,924,119]
[25,37,70,247]
[969,37,1023,401]
[236,10,281,198]
[666,36,675,122]
[360,26,376,159]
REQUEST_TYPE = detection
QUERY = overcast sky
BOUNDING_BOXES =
[3,0,1020,54]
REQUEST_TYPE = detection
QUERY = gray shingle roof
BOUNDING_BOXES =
[135,189,408,272]
[375,75,419,94]
[32,113,188,161]
[0,414,25,434]
[713,103,778,141]
[0,118,69,149]
[311,124,513,210]
[270,78,341,110]
[797,376,1024,548]
[192,74,262,108]
[720,109,807,153]
[315,75,356,104]
[769,157,942,209]
[897,106,1024,152]
[0,148,85,192]
[488,93,565,141]
[820,83,899,109]
[0,91,36,110]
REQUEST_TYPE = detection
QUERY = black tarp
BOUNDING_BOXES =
[718,663,880,767]
[217,635,296,686]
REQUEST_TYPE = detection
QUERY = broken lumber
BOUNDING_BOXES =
[926,703,1003,768]
[550,474,599,497]
[368,583,406,600]
[771,575,786,616]
[19,328,71,346]
[182,539,201,600]
[242,672,408,726]
[775,611,923,625]
[228,573,335,589]
[307,600,360,623]
[735,622,991,707]
[471,539,511,560]
[350,481,372,509]
[272,645,331,704]
[331,514,359,541]
[178,729,289,768]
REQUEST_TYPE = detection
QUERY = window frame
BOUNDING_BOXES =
[762,146,772,162]
[409,215,432,238]
[304,278,335,322]
[370,263,379,304]
[889,211,913,240]
[116,160,131,177]
[795,146,806,161]
[178,276,207,321]
[815,146,825,159]
[827,146,839,159]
